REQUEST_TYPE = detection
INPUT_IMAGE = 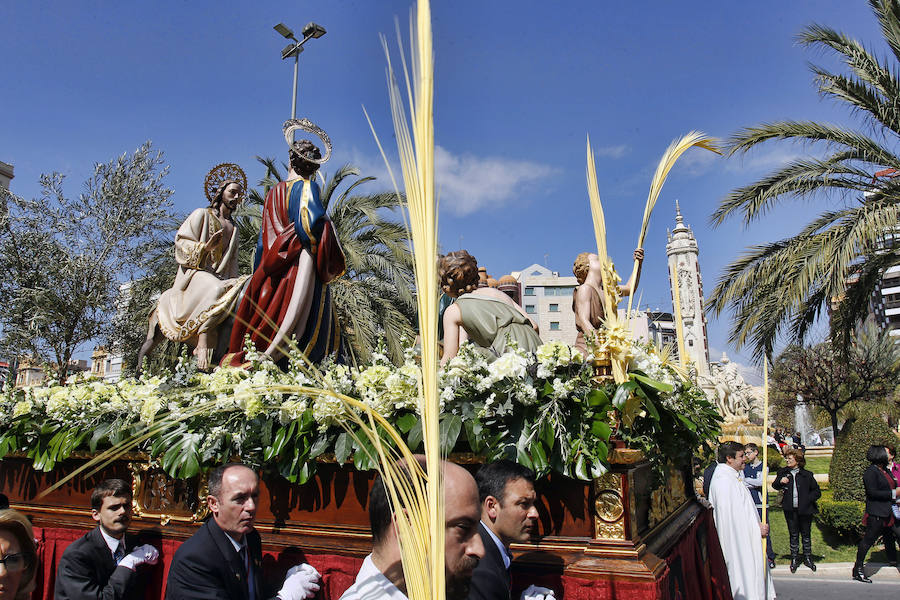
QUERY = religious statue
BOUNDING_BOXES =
[439,250,541,365]
[136,163,250,373]
[225,119,345,367]
[698,352,757,424]
[571,248,643,355]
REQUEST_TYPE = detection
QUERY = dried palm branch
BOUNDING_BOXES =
[625,132,720,318]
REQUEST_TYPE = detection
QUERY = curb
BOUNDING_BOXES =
[770,561,900,580]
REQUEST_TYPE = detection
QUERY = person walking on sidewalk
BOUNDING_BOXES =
[852,445,900,583]
[772,448,820,573]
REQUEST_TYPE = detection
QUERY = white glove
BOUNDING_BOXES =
[520,584,556,600]
[118,544,159,571]
[277,563,321,600]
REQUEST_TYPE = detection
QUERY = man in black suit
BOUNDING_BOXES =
[55,478,160,599]
[468,461,553,600]
[165,463,320,600]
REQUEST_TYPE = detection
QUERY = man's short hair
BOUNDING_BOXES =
[867,445,889,467]
[475,460,535,505]
[744,442,759,453]
[716,441,745,464]
[91,479,132,511]
[207,462,257,498]
[368,462,421,546]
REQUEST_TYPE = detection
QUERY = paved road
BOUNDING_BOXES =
[771,563,899,599]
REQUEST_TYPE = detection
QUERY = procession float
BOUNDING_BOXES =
[1,2,734,598]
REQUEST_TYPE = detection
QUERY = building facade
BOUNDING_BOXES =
[665,204,710,376]
[513,264,578,345]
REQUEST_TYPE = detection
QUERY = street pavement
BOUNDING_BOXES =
[771,562,899,599]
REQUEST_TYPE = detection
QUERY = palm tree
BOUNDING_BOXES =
[234,157,416,365]
[709,0,900,359]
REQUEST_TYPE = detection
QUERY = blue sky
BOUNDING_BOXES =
[1,1,885,377]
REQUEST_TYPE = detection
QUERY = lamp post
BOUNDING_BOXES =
[274,21,327,119]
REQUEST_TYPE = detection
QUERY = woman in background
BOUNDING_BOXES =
[852,445,900,583]
[0,509,37,600]
[772,448,820,573]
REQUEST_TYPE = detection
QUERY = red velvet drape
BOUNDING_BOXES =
[30,509,730,600]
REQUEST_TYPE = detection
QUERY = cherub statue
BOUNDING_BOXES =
[439,250,541,365]
[571,248,643,355]
[136,164,250,374]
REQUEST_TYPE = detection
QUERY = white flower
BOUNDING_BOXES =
[488,351,528,382]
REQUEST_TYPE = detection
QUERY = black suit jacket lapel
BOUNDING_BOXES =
[207,518,250,600]
[88,527,117,577]
[478,522,510,593]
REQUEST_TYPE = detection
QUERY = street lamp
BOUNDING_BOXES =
[274,21,327,119]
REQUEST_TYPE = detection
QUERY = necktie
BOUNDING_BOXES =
[239,546,255,600]
[114,542,125,564]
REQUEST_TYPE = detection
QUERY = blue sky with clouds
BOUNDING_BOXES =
[1,1,885,376]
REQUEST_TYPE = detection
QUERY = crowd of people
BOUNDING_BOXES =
[2,441,898,599]
[702,439,900,596]
[0,460,556,600]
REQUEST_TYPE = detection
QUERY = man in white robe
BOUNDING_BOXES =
[709,441,775,600]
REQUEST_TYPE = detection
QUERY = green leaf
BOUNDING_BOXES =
[309,433,331,459]
[590,419,612,441]
[516,446,534,471]
[396,412,417,434]
[676,413,698,432]
[574,454,589,480]
[642,396,660,421]
[334,432,353,464]
[586,388,609,407]
[439,415,462,454]
[594,440,609,462]
[540,421,555,450]
[464,419,485,453]
[611,381,636,409]
[632,373,673,393]
[530,441,549,474]
[407,420,423,451]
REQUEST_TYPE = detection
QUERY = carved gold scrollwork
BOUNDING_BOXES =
[593,472,626,540]
[130,462,209,526]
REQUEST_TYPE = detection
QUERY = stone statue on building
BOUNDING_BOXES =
[699,352,762,424]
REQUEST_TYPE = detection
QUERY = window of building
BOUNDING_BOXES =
[544,286,575,296]
[550,322,560,331]
[524,287,536,296]
[531,270,543,276]
[549,303,559,312]
[525,305,536,314]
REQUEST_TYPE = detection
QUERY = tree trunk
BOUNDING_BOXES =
[829,410,839,442]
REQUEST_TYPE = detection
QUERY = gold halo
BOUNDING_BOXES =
[283,118,332,165]
[204,163,248,204]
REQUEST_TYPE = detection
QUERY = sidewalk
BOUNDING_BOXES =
[771,561,900,581]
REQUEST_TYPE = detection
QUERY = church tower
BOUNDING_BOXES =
[666,202,710,376]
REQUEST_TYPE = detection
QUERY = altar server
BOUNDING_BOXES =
[165,463,319,600]
[709,441,775,600]
[55,479,159,600]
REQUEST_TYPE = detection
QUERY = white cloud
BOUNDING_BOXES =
[434,145,557,216]
[593,144,630,159]
[724,146,804,174]
[339,144,557,216]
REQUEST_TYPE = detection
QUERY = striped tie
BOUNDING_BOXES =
[114,543,125,564]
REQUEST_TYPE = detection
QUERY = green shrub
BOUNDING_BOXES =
[829,416,899,501]
[815,498,864,539]
[766,450,783,472]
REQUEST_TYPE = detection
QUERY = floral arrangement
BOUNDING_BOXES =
[0,339,720,485]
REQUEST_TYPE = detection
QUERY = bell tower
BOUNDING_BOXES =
[665,202,710,376]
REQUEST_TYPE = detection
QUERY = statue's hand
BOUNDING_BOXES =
[206,229,223,250]
[634,248,644,262]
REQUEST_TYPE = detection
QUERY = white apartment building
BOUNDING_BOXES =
[512,264,578,345]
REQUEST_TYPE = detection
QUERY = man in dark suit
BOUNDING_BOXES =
[55,478,160,599]
[165,463,320,600]
[468,461,553,600]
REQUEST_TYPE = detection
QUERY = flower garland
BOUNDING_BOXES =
[0,340,720,485]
